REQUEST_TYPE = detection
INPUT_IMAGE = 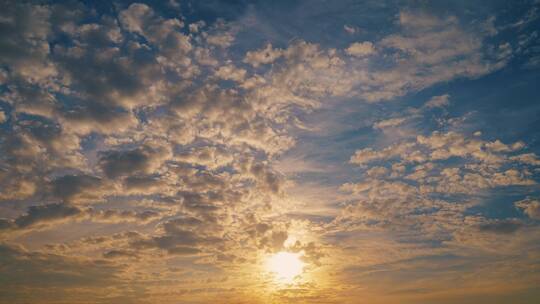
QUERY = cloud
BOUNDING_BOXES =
[0,1,538,302]
[0,243,134,303]
[373,117,409,129]
[120,3,190,54]
[90,208,161,224]
[244,43,283,67]
[176,146,233,170]
[206,32,235,48]
[129,216,223,256]
[354,11,510,102]
[344,25,358,34]
[214,64,247,82]
[0,2,56,83]
[51,174,106,203]
[345,41,375,57]
[424,94,450,108]
[119,3,156,35]
[13,203,82,229]
[349,131,537,196]
[510,153,540,165]
[477,219,524,234]
[98,145,171,178]
[0,203,161,233]
[515,198,540,219]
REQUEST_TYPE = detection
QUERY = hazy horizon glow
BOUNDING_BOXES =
[0,0,540,303]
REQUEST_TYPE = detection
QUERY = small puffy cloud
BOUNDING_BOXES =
[215,64,247,82]
[344,25,358,34]
[510,153,540,165]
[345,41,375,57]
[120,2,189,52]
[240,159,285,195]
[189,21,205,33]
[366,166,389,178]
[176,146,233,170]
[206,32,235,48]
[119,3,154,34]
[349,131,538,195]
[373,117,408,129]
[398,11,458,30]
[350,142,415,165]
[496,42,513,60]
[243,43,283,67]
[424,94,450,108]
[485,139,524,153]
[515,198,540,219]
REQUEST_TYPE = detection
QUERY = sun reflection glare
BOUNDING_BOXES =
[266,251,305,283]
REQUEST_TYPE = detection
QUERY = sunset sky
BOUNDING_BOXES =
[1,0,540,303]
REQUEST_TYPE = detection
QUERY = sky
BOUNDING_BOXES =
[0,0,540,303]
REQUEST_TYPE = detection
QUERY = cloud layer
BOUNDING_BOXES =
[1,1,540,303]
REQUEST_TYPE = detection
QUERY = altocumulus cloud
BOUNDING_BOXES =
[1,1,540,303]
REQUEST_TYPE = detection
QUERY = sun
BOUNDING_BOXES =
[266,251,305,283]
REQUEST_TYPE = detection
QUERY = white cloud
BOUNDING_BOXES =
[215,64,247,82]
[345,41,375,57]
[206,33,235,47]
[373,117,409,129]
[350,131,538,195]
[344,24,358,34]
[515,198,540,219]
[243,43,283,67]
[424,94,450,108]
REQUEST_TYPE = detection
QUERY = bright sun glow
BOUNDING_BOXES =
[266,251,305,283]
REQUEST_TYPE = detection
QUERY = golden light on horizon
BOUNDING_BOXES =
[265,251,305,283]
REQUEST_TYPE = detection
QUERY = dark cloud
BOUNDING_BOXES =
[0,243,134,303]
[102,249,138,259]
[14,203,82,229]
[0,203,82,232]
[91,208,161,223]
[51,174,104,203]
[0,203,162,233]
[0,1,53,82]
[98,146,169,178]
[478,220,524,234]
[128,216,225,256]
